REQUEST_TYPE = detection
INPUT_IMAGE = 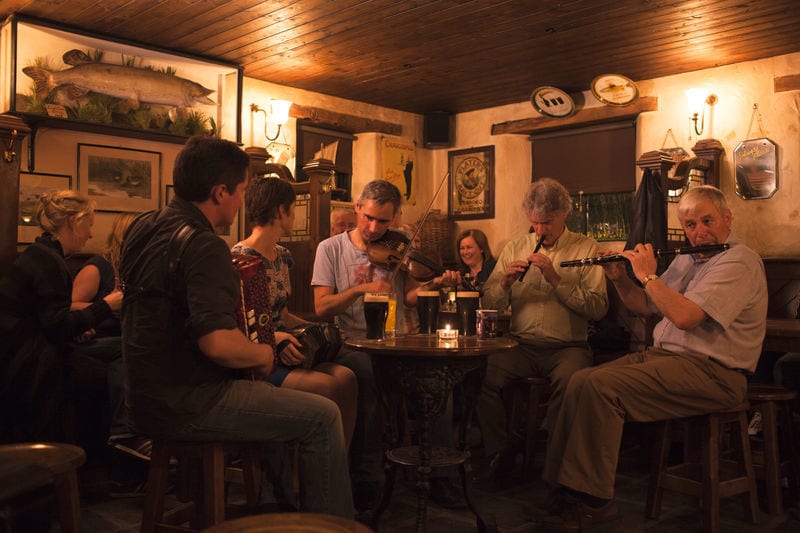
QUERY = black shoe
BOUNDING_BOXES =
[479,448,516,482]
[429,478,464,509]
[109,436,152,462]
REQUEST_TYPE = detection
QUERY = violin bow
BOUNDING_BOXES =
[388,170,450,284]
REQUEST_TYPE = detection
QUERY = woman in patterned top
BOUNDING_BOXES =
[232,176,357,448]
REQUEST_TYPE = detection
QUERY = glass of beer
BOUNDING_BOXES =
[364,293,389,340]
[456,291,480,336]
[417,290,440,335]
[385,293,397,338]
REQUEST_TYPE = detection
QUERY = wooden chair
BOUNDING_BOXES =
[0,442,86,533]
[505,376,550,480]
[646,403,759,533]
[747,383,800,515]
[141,440,262,533]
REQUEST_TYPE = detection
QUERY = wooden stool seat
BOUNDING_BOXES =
[0,442,86,533]
[747,383,799,515]
[646,403,759,533]
[200,512,374,532]
[506,376,550,480]
[141,440,262,533]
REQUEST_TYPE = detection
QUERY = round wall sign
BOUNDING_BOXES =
[590,74,639,106]
[530,86,576,118]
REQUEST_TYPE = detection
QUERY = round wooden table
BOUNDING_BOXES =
[345,335,517,533]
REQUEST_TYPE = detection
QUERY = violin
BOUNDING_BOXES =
[367,229,446,282]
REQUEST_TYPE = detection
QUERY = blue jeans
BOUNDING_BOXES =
[166,379,353,518]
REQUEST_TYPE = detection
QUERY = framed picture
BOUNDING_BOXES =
[78,143,161,212]
[1,15,242,143]
[381,136,417,204]
[448,146,495,220]
[18,171,72,243]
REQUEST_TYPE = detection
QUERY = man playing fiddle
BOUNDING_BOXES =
[312,179,462,510]
[541,185,767,531]
[477,177,608,482]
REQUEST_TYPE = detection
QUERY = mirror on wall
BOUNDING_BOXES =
[734,138,778,200]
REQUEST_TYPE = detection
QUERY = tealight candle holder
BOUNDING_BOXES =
[437,326,458,340]
[437,339,459,349]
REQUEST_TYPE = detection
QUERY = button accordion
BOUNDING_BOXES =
[232,253,277,377]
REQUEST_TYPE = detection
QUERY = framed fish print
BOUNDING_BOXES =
[78,144,161,212]
[1,15,242,144]
[18,171,72,243]
[448,146,495,220]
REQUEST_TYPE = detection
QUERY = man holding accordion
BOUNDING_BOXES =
[119,136,353,518]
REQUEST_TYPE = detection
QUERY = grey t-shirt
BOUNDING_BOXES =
[311,231,406,339]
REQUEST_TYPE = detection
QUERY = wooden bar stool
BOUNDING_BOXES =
[646,403,759,533]
[505,376,550,480]
[0,442,86,533]
[747,383,800,515]
[141,440,262,533]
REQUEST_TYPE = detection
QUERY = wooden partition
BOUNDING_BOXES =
[0,116,30,275]
[247,148,337,319]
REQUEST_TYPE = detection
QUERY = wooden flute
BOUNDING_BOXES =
[559,243,730,267]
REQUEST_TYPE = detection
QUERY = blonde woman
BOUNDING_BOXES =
[0,191,122,442]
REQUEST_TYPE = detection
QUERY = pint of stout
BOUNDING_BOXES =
[456,291,480,336]
[364,293,389,339]
[417,290,441,335]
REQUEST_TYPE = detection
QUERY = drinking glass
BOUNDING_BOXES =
[364,293,389,340]
[417,290,440,335]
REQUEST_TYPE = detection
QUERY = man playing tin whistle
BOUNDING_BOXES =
[540,185,767,531]
[477,177,608,482]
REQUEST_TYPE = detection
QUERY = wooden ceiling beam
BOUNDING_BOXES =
[290,104,402,136]
[492,96,658,136]
[774,74,800,93]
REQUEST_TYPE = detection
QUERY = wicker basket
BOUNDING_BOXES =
[417,209,455,266]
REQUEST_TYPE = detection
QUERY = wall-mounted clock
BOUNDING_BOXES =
[590,74,639,106]
[530,86,576,118]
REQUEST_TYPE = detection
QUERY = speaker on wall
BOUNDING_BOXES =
[423,111,454,148]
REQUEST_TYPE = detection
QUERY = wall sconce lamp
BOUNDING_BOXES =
[250,99,292,142]
[686,89,718,136]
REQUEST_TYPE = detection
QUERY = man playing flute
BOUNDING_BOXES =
[541,185,767,531]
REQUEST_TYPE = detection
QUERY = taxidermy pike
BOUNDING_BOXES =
[22,49,215,109]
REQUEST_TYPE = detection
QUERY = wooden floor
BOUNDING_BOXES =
[46,428,800,532]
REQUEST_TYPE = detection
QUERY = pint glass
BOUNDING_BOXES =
[456,291,480,336]
[417,290,440,335]
[364,293,389,339]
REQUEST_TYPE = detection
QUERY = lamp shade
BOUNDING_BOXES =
[270,99,292,126]
[685,88,707,115]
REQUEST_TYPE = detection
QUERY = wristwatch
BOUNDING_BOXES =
[641,274,659,288]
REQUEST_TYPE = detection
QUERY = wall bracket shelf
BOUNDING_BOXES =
[492,96,658,136]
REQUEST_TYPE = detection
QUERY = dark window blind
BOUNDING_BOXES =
[531,121,636,193]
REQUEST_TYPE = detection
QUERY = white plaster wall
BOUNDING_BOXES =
[439,51,800,259]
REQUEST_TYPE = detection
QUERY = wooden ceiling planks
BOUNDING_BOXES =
[3,0,800,114]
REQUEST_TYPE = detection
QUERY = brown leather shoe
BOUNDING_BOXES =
[542,497,619,532]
